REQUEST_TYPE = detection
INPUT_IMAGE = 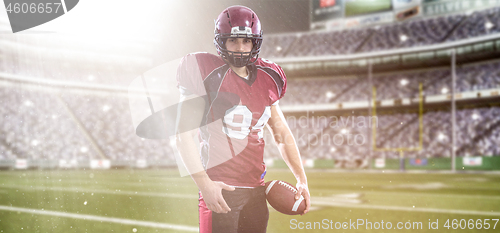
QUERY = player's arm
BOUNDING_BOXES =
[266,103,311,215]
[175,93,234,213]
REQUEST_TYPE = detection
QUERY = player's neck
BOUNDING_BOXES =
[230,65,249,78]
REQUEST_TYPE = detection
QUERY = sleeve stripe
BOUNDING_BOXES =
[256,65,285,98]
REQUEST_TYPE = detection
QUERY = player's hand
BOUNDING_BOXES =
[200,181,235,214]
[295,182,310,215]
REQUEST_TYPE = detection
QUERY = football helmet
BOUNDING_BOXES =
[214,6,263,67]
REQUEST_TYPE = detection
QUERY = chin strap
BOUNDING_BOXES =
[222,53,258,68]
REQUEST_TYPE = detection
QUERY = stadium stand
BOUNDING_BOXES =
[448,7,500,41]
[279,106,500,161]
[1,61,499,165]
[260,7,500,58]
[1,5,499,170]
[0,84,175,164]
[281,60,500,105]
[0,85,98,161]
[60,92,175,162]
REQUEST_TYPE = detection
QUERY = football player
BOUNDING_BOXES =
[175,5,310,233]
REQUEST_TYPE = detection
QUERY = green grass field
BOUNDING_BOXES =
[0,169,499,232]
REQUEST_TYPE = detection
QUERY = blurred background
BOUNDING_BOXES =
[1,0,499,170]
[1,0,500,232]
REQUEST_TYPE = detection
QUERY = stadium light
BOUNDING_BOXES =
[102,105,111,112]
[400,34,408,42]
[24,100,33,107]
[80,146,88,153]
[400,79,408,86]
[437,133,446,141]
[485,21,494,30]
[31,140,39,146]
[325,91,335,98]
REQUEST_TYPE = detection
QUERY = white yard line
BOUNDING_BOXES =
[0,184,198,199]
[1,177,193,188]
[0,205,198,232]
[313,189,500,200]
[372,191,500,200]
[3,184,499,217]
[313,199,500,217]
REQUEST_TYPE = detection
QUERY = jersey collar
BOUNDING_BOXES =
[236,63,257,86]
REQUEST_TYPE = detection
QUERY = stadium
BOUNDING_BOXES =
[0,0,499,232]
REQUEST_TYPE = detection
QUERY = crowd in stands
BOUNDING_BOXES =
[281,60,500,105]
[270,60,500,161]
[1,6,499,166]
[3,80,495,163]
[60,92,175,162]
[260,7,500,57]
[275,106,500,161]
[0,85,174,163]
[0,86,97,161]
[1,61,499,163]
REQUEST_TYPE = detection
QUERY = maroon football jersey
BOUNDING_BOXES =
[177,52,287,187]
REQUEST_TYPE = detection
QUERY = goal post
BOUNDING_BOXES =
[371,82,424,170]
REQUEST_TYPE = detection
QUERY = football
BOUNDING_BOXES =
[264,180,306,215]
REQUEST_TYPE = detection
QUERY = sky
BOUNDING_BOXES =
[0,0,310,62]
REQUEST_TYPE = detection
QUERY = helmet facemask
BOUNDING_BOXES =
[215,26,263,67]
